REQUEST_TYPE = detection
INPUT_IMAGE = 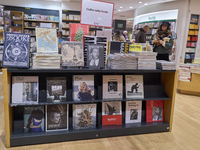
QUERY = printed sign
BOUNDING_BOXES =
[129,44,143,52]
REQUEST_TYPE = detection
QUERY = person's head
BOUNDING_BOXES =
[90,47,99,59]
[57,31,62,38]
[154,107,161,115]
[123,30,127,35]
[79,82,90,92]
[27,109,43,128]
[143,25,149,33]
[115,30,121,36]
[50,111,61,124]
[160,21,170,31]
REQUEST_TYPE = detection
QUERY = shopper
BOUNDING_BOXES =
[113,30,126,42]
[135,25,149,43]
[149,21,174,61]
[57,31,64,54]
[122,30,129,41]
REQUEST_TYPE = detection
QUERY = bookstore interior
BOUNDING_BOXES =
[0,0,200,148]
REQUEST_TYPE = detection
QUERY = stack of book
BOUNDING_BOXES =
[191,64,200,74]
[178,64,191,82]
[156,60,176,70]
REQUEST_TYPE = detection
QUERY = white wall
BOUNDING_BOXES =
[62,2,81,11]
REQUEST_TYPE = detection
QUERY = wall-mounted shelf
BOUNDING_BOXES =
[24,19,59,23]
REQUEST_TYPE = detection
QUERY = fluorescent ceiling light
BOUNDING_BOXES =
[139,2,142,3]
[118,10,121,11]
[120,6,123,8]
[130,6,133,8]
[144,3,148,5]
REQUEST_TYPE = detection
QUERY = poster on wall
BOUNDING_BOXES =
[80,0,114,28]
[70,23,89,42]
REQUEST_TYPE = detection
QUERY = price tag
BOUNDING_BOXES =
[129,44,142,52]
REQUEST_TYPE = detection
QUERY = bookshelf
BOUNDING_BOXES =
[10,11,24,33]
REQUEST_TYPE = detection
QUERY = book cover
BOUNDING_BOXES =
[125,101,142,123]
[12,76,38,103]
[46,104,68,131]
[102,102,122,125]
[62,41,84,67]
[70,23,89,42]
[73,104,96,130]
[2,32,30,68]
[109,41,129,54]
[103,75,123,99]
[24,106,44,133]
[0,26,3,44]
[46,77,66,103]
[36,28,58,53]
[146,100,163,122]
[73,75,94,101]
[87,44,104,68]
[125,75,144,99]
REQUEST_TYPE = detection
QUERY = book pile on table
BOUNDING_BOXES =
[156,60,176,70]
[178,64,191,82]
[190,64,200,74]
[107,53,137,69]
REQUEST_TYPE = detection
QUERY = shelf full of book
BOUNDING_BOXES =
[3,68,177,147]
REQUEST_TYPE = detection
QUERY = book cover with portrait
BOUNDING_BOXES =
[125,75,144,99]
[24,106,44,133]
[73,104,96,130]
[103,75,123,99]
[102,101,122,125]
[125,101,142,124]
[46,77,67,103]
[12,76,39,103]
[46,104,68,131]
[73,75,94,101]
[146,100,163,122]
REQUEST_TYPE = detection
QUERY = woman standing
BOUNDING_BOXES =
[113,30,126,42]
[149,21,174,61]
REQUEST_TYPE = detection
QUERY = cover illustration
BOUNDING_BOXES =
[24,106,44,133]
[70,23,89,42]
[2,32,30,68]
[0,26,3,44]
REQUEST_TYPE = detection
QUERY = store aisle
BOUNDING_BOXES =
[0,92,200,150]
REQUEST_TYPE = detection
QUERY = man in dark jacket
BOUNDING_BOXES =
[135,25,149,43]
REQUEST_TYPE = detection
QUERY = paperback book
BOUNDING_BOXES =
[125,101,142,123]
[24,106,44,133]
[46,104,68,131]
[102,102,122,125]
[46,77,66,102]
[73,75,94,101]
[125,75,144,99]
[73,104,96,130]
[12,76,39,103]
[103,75,123,99]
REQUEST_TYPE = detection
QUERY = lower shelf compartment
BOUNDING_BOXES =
[10,122,169,147]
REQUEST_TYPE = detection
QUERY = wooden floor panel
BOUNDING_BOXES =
[0,84,200,149]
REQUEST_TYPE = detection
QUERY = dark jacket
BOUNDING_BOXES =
[135,29,146,43]
[77,91,93,101]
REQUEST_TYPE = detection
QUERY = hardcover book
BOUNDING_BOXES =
[62,41,84,67]
[24,106,44,133]
[102,102,122,125]
[125,75,144,99]
[73,104,96,130]
[46,104,68,131]
[109,41,129,54]
[46,77,66,103]
[125,101,142,123]
[146,100,163,122]
[2,32,30,68]
[73,75,94,101]
[70,23,89,42]
[36,28,58,53]
[103,75,123,99]
[12,76,39,103]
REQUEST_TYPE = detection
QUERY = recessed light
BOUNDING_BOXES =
[128,21,130,22]
[139,2,142,3]
[118,10,121,11]
[144,3,148,5]
[120,6,123,8]
[130,6,133,8]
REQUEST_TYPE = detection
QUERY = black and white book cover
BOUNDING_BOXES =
[24,106,44,133]
[46,104,68,131]
[87,44,104,68]
[103,75,123,99]
[125,101,142,123]
[12,76,39,103]
[73,104,96,130]
[125,75,144,99]
[109,41,129,54]
[46,77,66,103]
[62,41,84,67]
[2,32,30,68]
[73,75,94,101]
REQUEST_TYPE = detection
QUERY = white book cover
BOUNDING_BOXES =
[125,75,144,99]
[12,76,39,103]
[73,75,94,101]
[103,75,123,99]
[125,101,142,123]
[73,104,96,130]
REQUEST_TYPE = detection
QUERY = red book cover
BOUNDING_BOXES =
[102,102,122,125]
[70,23,89,42]
[146,100,163,122]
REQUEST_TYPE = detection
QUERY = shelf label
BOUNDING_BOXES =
[63,10,68,12]
[25,7,31,9]
[129,44,143,52]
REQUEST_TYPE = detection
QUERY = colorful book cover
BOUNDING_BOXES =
[2,32,30,68]
[102,102,122,125]
[70,23,89,42]
[73,104,96,130]
[146,100,163,122]
[24,106,44,133]
[0,26,3,44]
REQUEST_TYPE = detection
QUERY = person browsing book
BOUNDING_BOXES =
[149,21,174,61]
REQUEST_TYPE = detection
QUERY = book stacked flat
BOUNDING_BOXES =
[178,64,191,82]
[191,64,200,74]
[32,54,61,69]
[156,60,176,70]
